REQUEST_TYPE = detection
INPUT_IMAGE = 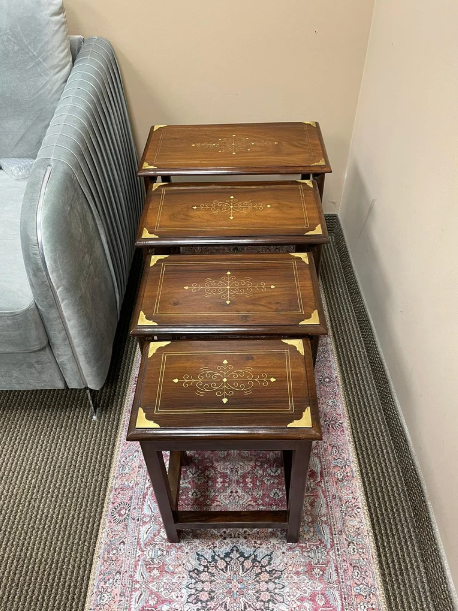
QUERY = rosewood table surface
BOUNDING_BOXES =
[138,122,331,177]
[127,338,321,442]
[131,252,327,338]
[136,180,328,248]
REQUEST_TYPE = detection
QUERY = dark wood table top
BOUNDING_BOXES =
[138,122,331,177]
[136,180,328,247]
[127,338,321,441]
[131,253,326,337]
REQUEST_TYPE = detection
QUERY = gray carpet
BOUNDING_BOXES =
[0,220,455,611]
[0,252,142,611]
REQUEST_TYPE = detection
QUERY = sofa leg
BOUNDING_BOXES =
[86,388,98,420]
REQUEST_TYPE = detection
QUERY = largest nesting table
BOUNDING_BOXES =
[127,337,321,542]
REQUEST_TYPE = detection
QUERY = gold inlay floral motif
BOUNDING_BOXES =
[191,135,278,155]
[183,271,275,304]
[192,196,271,220]
[172,359,277,403]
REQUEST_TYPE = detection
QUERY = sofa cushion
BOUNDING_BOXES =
[0,171,49,353]
[0,0,72,158]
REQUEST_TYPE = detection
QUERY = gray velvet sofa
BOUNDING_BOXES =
[0,36,143,390]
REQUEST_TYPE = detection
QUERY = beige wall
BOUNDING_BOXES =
[64,0,374,212]
[340,0,458,587]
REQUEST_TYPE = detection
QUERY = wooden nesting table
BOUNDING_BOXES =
[127,338,321,542]
[136,180,328,269]
[138,121,331,198]
[129,120,330,542]
[131,252,326,341]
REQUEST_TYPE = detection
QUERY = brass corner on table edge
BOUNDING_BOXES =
[281,339,304,355]
[289,252,309,265]
[137,407,160,428]
[299,309,320,325]
[287,406,312,428]
[142,228,159,239]
[138,311,157,326]
[150,254,169,266]
[148,341,171,358]
[305,224,322,235]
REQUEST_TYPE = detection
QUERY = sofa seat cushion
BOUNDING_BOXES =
[0,170,48,353]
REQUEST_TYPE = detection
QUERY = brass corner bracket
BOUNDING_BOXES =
[299,309,320,325]
[305,224,322,236]
[287,406,312,428]
[142,228,159,239]
[138,311,157,326]
[148,341,171,358]
[150,254,169,267]
[281,339,304,356]
[136,407,160,429]
[289,252,309,265]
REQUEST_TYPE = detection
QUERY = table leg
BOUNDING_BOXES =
[144,176,157,192]
[312,244,322,275]
[286,441,312,543]
[310,336,319,365]
[282,450,293,503]
[312,173,325,201]
[168,451,185,510]
[141,442,179,542]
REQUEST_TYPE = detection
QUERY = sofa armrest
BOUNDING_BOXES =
[21,37,144,389]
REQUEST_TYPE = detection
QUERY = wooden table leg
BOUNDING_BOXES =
[286,441,312,543]
[312,173,325,201]
[310,336,319,365]
[168,451,184,510]
[140,442,179,542]
[312,244,322,276]
[282,450,293,504]
[137,337,146,353]
[301,172,325,200]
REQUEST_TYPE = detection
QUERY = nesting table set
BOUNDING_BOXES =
[128,122,331,542]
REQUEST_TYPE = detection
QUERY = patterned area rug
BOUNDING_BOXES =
[87,335,386,611]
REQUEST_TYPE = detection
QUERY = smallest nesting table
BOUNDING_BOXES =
[127,337,321,542]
